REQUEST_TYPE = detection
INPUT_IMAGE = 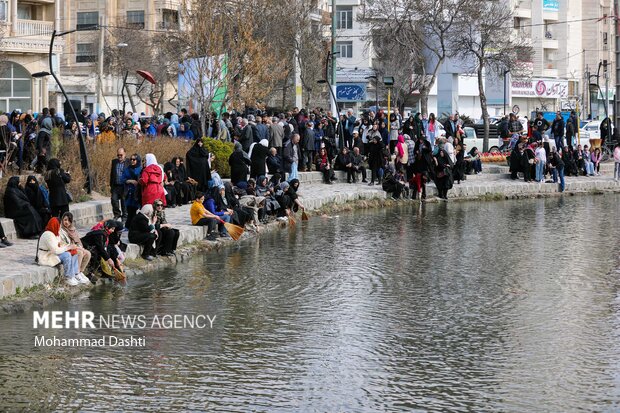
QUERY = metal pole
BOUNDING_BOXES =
[48,30,92,193]
[387,87,391,132]
[503,72,507,115]
[331,0,337,115]
[97,15,105,114]
[375,75,378,109]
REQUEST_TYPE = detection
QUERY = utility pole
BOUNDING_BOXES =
[97,15,105,114]
[331,0,338,115]
[615,0,620,128]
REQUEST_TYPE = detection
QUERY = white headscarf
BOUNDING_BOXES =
[145,153,157,167]
[140,204,156,223]
[259,139,268,147]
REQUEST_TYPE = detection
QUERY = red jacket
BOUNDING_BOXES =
[140,164,166,206]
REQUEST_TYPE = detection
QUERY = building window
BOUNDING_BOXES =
[127,10,145,28]
[76,43,96,63]
[77,11,98,30]
[0,1,7,21]
[0,61,31,113]
[17,4,33,20]
[336,41,353,58]
[336,6,353,29]
[159,9,179,30]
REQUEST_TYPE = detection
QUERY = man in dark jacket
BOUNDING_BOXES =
[302,121,316,171]
[266,147,284,175]
[110,147,129,221]
[551,112,565,150]
[443,114,456,139]
[566,110,578,147]
[240,118,254,152]
[283,133,301,181]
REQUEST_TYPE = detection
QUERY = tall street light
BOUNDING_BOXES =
[318,78,344,149]
[365,73,379,110]
[33,29,92,193]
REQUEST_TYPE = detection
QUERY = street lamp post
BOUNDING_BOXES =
[33,29,92,193]
[365,73,379,110]
[503,69,510,115]
[383,76,394,132]
[318,76,344,150]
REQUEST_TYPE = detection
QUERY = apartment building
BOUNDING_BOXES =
[0,0,60,112]
[511,0,614,119]
[57,0,180,115]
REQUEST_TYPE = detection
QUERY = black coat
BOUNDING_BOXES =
[229,150,250,184]
[368,141,385,170]
[266,154,283,175]
[3,180,43,237]
[250,144,268,178]
[185,143,210,190]
[81,230,110,261]
[45,161,71,208]
[128,213,154,245]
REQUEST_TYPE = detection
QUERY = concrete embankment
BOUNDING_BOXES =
[1,163,619,303]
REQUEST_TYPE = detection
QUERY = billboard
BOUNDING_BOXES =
[336,83,367,102]
[511,79,568,99]
[178,55,227,115]
[543,0,559,12]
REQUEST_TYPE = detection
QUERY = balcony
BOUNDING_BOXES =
[14,19,53,37]
[543,63,558,78]
[513,27,532,39]
[513,7,532,19]
[543,31,558,49]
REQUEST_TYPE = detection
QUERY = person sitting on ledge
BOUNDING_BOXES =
[203,189,231,238]
[315,147,336,184]
[190,191,219,241]
[128,204,158,261]
[37,217,87,286]
[59,212,91,279]
[0,222,13,248]
[153,199,180,256]
[3,176,43,239]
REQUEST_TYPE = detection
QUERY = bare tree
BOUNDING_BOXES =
[361,0,473,114]
[456,1,533,151]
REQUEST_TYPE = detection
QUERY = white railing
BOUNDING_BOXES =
[14,19,53,37]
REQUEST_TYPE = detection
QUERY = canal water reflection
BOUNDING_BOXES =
[1,195,620,411]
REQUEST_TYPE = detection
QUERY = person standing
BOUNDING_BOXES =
[534,143,546,183]
[551,112,565,150]
[425,113,438,148]
[185,139,211,192]
[443,114,457,140]
[566,110,578,147]
[122,153,142,229]
[140,153,166,207]
[549,146,565,192]
[283,133,301,181]
[344,109,356,149]
[110,147,129,222]
[269,116,284,158]
[45,158,71,218]
[614,142,620,181]
[302,121,316,172]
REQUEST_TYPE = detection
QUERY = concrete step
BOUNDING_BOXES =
[2,199,113,241]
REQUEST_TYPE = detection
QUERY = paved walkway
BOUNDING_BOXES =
[1,163,619,299]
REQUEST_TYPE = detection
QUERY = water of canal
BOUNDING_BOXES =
[1,195,620,412]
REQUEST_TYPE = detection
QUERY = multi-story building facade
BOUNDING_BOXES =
[57,0,180,115]
[0,0,60,112]
[508,0,614,119]
[332,0,614,120]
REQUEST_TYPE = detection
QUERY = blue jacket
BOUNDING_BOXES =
[121,165,142,209]
[204,197,225,217]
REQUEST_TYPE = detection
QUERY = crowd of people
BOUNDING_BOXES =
[2,104,620,286]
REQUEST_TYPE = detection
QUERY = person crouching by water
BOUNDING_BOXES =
[190,191,219,241]
[153,199,179,256]
[37,217,88,286]
[128,204,158,261]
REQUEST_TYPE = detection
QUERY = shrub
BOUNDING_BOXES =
[202,137,234,178]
